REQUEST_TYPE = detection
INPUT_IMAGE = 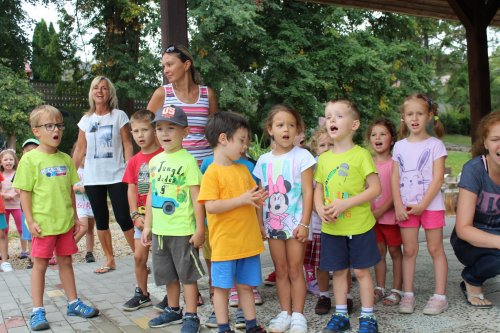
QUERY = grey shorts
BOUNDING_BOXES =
[152,234,205,286]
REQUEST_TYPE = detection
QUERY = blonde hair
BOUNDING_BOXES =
[309,126,329,155]
[472,111,500,157]
[30,105,62,128]
[130,109,155,125]
[0,149,19,172]
[327,99,360,120]
[87,76,119,116]
[399,94,444,139]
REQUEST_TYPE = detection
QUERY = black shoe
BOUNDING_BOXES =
[85,252,96,263]
[122,287,152,311]
[27,259,33,269]
[315,296,332,315]
[153,295,168,312]
[246,325,267,333]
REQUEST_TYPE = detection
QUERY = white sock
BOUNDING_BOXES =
[433,294,447,300]
[33,307,44,313]
[404,292,414,298]
[320,291,330,298]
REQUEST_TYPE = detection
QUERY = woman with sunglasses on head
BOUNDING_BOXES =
[147,44,218,166]
[73,76,135,274]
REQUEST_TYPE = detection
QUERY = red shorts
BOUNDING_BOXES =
[375,224,402,247]
[304,233,321,269]
[398,210,445,230]
[32,227,78,258]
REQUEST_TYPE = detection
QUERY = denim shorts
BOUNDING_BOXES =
[211,255,262,289]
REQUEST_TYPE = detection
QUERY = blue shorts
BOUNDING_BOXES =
[212,255,262,289]
[320,228,380,271]
[21,213,32,240]
[134,227,142,240]
[0,214,7,230]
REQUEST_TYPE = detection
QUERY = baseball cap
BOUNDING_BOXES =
[152,105,188,127]
[22,138,40,148]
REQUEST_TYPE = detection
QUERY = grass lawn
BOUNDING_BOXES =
[443,134,472,147]
[446,151,471,176]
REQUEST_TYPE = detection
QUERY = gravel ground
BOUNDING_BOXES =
[6,219,133,270]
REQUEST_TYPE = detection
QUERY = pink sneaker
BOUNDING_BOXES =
[399,294,416,314]
[423,296,448,315]
[307,280,320,296]
[253,287,263,305]
[229,287,239,307]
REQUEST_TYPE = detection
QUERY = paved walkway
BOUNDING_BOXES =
[1,217,499,332]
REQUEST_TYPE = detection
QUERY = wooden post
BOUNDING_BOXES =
[448,0,499,144]
[159,0,189,84]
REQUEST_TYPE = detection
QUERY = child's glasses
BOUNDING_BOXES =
[35,123,66,131]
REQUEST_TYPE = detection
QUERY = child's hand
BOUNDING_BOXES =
[189,231,205,249]
[325,199,349,220]
[73,220,80,237]
[29,222,43,238]
[317,205,335,224]
[133,215,145,231]
[406,204,424,216]
[293,224,309,242]
[240,186,268,208]
[140,227,152,247]
[394,204,408,222]
[372,207,383,220]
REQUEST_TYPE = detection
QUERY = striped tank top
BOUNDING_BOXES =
[162,84,213,165]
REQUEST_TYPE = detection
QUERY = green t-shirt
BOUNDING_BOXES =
[314,145,377,236]
[13,150,79,236]
[149,149,202,236]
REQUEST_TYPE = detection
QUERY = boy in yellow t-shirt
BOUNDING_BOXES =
[198,111,267,333]
[14,105,99,331]
[314,100,381,333]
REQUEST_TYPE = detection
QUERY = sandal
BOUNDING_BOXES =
[94,266,116,274]
[460,281,493,309]
[374,287,385,303]
[383,289,402,306]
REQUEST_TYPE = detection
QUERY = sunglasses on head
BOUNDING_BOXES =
[163,45,190,62]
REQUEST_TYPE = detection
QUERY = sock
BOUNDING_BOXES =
[185,312,197,317]
[33,307,44,313]
[320,291,330,298]
[218,323,230,333]
[335,304,348,315]
[404,292,414,298]
[68,298,78,305]
[304,264,315,283]
[433,294,447,300]
[361,307,374,316]
[245,318,257,329]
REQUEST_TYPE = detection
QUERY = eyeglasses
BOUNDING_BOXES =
[163,45,190,62]
[35,123,66,131]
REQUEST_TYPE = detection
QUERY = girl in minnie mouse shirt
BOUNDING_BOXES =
[253,105,315,333]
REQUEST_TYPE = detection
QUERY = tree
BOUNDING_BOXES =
[0,0,30,72]
[32,19,63,81]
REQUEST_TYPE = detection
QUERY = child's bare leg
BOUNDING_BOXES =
[166,280,181,307]
[0,230,8,263]
[425,228,448,295]
[401,227,419,292]
[388,245,403,291]
[58,255,77,301]
[123,228,135,252]
[286,239,306,313]
[205,259,213,297]
[237,284,255,319]
[354,268,375,308]
[213,287,230,324]
[269,239,291,313]
[86,218,95,253]
[134,239,149,294]
[32,258,49,307]
[74,218,88,244]
[183,283,198,314]
[374,242,387,288]
[332,269,349,306]
[317,269,329,292]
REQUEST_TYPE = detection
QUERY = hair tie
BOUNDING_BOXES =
[428,98,433,109]
[434,116,439,121]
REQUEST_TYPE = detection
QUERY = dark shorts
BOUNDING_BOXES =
[319,228,380,271]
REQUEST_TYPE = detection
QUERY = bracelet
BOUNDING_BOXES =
[299,223,310,229]
[130,211,141,220]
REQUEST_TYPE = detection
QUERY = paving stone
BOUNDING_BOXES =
[3,316,25,329]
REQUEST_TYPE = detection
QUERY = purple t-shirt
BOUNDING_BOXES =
[392,137,447,211]
[458,156,500,235]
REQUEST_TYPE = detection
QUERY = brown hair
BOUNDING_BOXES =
[472,111,500,157]
[130,109,155,124]
[327,99,360,120]
[309,126,329,155]
[399,94,444,139]
[0,149,19,172]
[365,118,397,147]
[163,44,201,84]
[264,104,304,137]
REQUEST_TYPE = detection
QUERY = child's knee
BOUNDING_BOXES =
[427,243,445,257]
[353,268,371,280]
[403,246,418,258]
[388,246,403,258]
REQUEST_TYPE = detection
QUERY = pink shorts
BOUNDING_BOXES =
[398,210,445,230]
[375,224,402,247]
[32,227,78,258]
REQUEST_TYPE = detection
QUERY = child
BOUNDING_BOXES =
[73,153,96,263]
[141,105,205,332]
[198,111,267,333]
[392,94,448,315]
[13,105,99,331]
[122,109,162,311]
[0,171,13,272]
[201,131,263,330]
[367,119,403,306]
[451,111,500,308]
[253,105,316,333]
[314,100,381,333]
[0,149,27,257]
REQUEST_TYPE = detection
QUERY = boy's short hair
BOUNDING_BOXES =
[130,109,155,125]
[327,99,360,120]
[30,105,62,127]
[205,111,250,149]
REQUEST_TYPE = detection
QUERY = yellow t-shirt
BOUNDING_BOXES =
[314,145,377,236]
[198,163,265,261]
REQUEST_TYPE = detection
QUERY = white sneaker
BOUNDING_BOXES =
[290,312,307,333]
[268,311,291,333]
[1,262,13,272]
